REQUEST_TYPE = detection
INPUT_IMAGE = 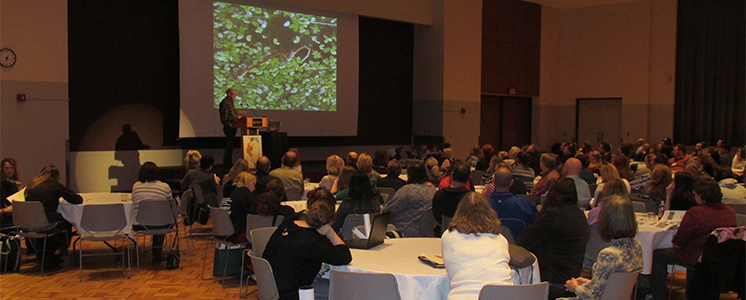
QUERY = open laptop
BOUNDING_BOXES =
[344,212,390,249]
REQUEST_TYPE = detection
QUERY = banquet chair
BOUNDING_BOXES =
[378,187,396,203]
[329,269,401,300]
[177,190,195,251]
[470,170,484,185]
[246,214,284,244]
[441,216,453,234]
[583,227,611,269]
[499,218,526,243]
[631,201,646,213]
[478,282,549,300]
[419,209,436,237]
[240,227,278,298]
[598,270,641,300]
[77,203,132,281]
[202,207,248,288]
[284,187,303,201]
[500,226,516,244]
[248,252,280,300]
[189,183,212,236]
[11,201,68,276]
[133,199,180,271]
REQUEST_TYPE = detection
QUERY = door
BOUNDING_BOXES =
[480,95,532,150]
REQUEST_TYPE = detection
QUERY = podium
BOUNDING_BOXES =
[232,117,268,168]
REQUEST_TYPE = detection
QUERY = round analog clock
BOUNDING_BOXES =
[0,48,17,68]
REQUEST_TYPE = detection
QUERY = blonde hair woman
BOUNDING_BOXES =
[227,172,257,243]
[593,164,631,200]
[222,158,250,197]
[184,150,201,170]
[356,153,381,187]
[442,192,511,300]
[320,155,345,191]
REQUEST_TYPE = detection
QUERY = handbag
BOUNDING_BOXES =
[0,234,22,274]
[166,199,181,270]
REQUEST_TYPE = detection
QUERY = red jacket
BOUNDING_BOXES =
[672,202,736,267]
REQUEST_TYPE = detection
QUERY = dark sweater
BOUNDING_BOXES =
[333,196,380,233]
[228,186,258,241]
[263,216,352,300]
[377,175,407,191]
[431,186,470,223]
[25,181,83,223]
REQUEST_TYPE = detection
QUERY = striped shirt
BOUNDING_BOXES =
[131,180,174,225]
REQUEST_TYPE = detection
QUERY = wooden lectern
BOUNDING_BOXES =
[232,117,268,135]
[232,117,267,169]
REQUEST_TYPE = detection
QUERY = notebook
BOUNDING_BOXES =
[344,212,390,249]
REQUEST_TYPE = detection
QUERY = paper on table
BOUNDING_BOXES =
[7,188,26,202]
[351,214,372,239]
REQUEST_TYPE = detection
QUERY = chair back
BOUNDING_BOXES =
[584,226,612,267]
[137,199,178,226]
[737,214,746,227]
[11,201,51,230]
[209,207,235,237]
[499,218,526,241]
[478,282,549,300]
[631,201,646,213]
[80,204,128,233]
[284,187,303,201]
[419,208,436,237]
[501,225,516,244]
[250,227,277,257]
[598,270,642,300]
[378,187,396,203]
[630,196,658,213]
[470,170,485,185]
[191,183,205,205]
[178,190,191,215]
[441,215,453,234]
[247,214,284,242]
[329,270,401,300]
[729,203,746,214]
[248,252,280,300]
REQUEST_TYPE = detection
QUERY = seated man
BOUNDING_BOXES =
[253,156,277,196]
[630,153,657,194]
[562,158,591,208]
[269,151,304,198]
[648,177,737,300]
[377,159,407,191]
[487,168,538,240]
[432,161,472,232]
[669,143,693,172]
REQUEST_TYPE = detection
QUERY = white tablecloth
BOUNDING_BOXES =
[635,225,676,275]
[327,238,540,300]
[58,193,134,236]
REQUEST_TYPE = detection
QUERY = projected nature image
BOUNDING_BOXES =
[213,2,337,111]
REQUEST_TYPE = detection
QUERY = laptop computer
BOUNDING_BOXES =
[343,212,390,249]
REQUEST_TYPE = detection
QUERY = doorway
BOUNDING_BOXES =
[480,96,532,151]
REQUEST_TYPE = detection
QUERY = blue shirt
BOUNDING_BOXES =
[487,192,539,240]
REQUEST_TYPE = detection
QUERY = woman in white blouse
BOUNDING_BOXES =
[442,192,512,300]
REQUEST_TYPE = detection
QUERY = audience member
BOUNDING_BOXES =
[264,178,289,202]
[132,162,176,263]
[180,154,220,207]
[383,162,437,237]
[376,159,407,191]
[438,160,473,191]
[227,172,258,243]
[644,164,672,204]
[356,153,381,187]
[664,171,696,211]
[464,145,483,168]
[475,144,494,171]
[432,162,472,230]
[714,166,746,204]
[0,158,21,231]
[696,150,718,177]
[222,158,249,198]
[597,142,612,163]
[333,169,384,203]
[25,165,83,266]
[333,171,382,233]
[563,158,592,208]
[263,189,351,300]
[345,151,358,169]
[732,147,746,176]
[718,142,733,168]
[269,151,304,199]
[330,166,355,194]
[486,168,538,240]
[512,151,536,190]
[574,154,596,185]
[587,151,603,174]
[442,192,512,299]
[612,154,635,182]
[530,153,561,196]
[440,148,455,170]
[659,138,674,159]
[519,178,590,300]
[587,178,629,227]
[564,196,643,300]
[668,143,693,172]
[372,150,388,167]
[482,155,504,185]
[630,153,657,193]
[319,155,344,191]
[648,177,737,300]
[184,150,201,170]
[593,164,631,201]
[289,148,302,172]
[253,156,276,196]
[425,156,442,185]
[256,192,295,219]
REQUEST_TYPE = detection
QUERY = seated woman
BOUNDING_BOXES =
[184,149,201,171]
[333,172,382,233]
[330,166,355,194]
[132,162,176,263]
[263,188,352,300]
[264,177,290,202]
[376,159,407,191]
[563,195,644,300]
[587,178,629,227]
[227,172,258,243]
[664,171,697,210]
[649,177,737,300]
[25,165,83,266]
[442,192,512,300]
[256,192,295,221]
[643,164,672,205]
[383,162,437,237]
[593,164,630,201]
[180,154,220,207]
[222,158,249,199]
[319,155,344,191]
[519,178,590,300]
[0,157,22,232]
[356,153,381,187]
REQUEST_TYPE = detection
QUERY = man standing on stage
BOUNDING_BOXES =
[219,88,245,167]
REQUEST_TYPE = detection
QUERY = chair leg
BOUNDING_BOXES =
[201,238,213,281]
[221,247,232,288]
[79,239,84,282]
[39,237,47,276]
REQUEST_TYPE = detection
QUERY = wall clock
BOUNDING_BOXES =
[0,48,17,67]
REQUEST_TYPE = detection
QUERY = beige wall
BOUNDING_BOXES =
[0,0,69,185]
[537,0,676,150]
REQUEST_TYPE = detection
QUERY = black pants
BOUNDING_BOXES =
[132,225,171,257]
[223,125,237,167]
[31,220,73,263]
[651,248,692,299]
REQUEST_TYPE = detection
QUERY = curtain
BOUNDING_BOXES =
[675,0,745,146]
